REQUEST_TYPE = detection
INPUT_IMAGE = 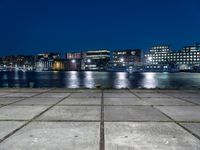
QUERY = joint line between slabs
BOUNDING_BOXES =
[0,89,54,109]
[176,122,200,141]
[0,92,72,144]
[128,88,141,99]
[152,106,200,141]
[100,89,105,150]
[159,92,198,105]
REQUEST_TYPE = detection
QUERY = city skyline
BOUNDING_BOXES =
[1,43,200,72]
[0,0,200,56]
[0,42,199,57]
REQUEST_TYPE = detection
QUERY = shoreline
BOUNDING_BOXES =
[1,70,200,73]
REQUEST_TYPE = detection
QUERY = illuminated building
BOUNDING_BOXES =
[0,55,35,71]
[145,43,200,71]
[53,59,67,71]
[65,52,85,70]
[111,49,142,71]
[37,53,60,60]
[35,52,60,71]
[85,50,110,70]
[113,49,141,63]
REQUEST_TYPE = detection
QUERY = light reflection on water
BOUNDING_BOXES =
[83,71,95,88]
[141,72,157,88]
[67,71,80,88]
[0,71,200,89]
[113,72,129,89]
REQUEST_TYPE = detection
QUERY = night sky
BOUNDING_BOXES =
[0,0,200,56]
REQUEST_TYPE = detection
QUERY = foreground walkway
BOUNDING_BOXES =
[0,88,200,149]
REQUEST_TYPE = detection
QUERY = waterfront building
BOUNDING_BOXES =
[53,59,67,71]
[0,55,35,71]
[84,50,110,70]
[65,52,85,70]
[111,49,142,71]
[35,52,60,71]
[144,43,200,71]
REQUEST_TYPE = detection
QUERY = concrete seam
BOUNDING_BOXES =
[100,89,104,150]
[127,88,142,99]
[159,92,198,105]
[0,92,72,144]
[153,106,200,141]
[0,89,53,109]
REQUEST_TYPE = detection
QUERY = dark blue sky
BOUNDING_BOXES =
[0,0,200,56]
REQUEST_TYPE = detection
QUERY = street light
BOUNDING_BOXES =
[87,59,91,63]
[120,58,124,62]
[148,56,152,61]
[71,59,76,63]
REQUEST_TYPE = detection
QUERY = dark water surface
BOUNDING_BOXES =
[0,71,200,89]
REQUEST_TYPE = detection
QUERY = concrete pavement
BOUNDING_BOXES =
[0,88,200,149]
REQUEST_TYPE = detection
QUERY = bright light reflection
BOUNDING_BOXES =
[114,72,129,88]
[67,71,79,88]
[83,71,95,88]
[142,72,157,88]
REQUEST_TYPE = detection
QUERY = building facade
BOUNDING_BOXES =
[53,59,67,71]
[65,52,85,70]
[85,50,110,70]
[145,44,200,71]
[35,53,60,71]
[0,55,35,71]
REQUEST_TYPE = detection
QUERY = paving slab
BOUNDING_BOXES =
[158,90,200,93]
[156,90,185,93]
[104,93,136,98]
[104,98,147,105]
[0,122,100,150]
[156,106,200,121]
[58,98,101,105]
[77,89,101,93]
[181,123,200,137]
[0,93,9,96]
[140,98,194,106]
[15,89,50,93]
[104,106,170,121]
[48,89,77,93]
[165,93,200,98]
[70,93,101,98]
[0,98,24,105]
[131,89,159,93]
[180,97,200,105]
[0,121,26,140]
[0,89,19,92]
[104,89,129,93]
[35,93,70,98]
[105,122,200,150]
[1,93,39,98]
[37,106,101,121]
[13,97,62,105]
[135,93,172,98]
[0,105,49,120]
